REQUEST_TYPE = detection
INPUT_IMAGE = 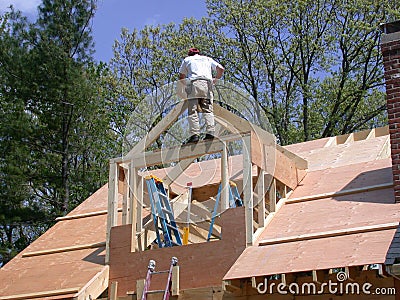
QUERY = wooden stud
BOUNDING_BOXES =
[243,134,253,245]
[136,279,145,300]
[109,281,118,300]
[106,162,118,264]
[256,168,266,228]
[137,171,143,233]
[122,167,129,225]
[129,163,138,252]
[268,176,276,213]
[172,265,180,296]
[221,143,229,210]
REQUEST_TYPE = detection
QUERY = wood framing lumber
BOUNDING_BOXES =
[22,241,106,258]
[259,222,399,246]
[132,139,226,168]
[125,100,187,158]
[268,176,276,213]
[286,182,394,204]
[221,142,229,210]
[137,170,144,233]
[136,279,145,300]
[256,168,266,228]
[109,281,118,300]
[122,167,129,225]
[55,208,122,221]
[75,266,109,300]
[130,164,138,252]
[172,265,180,296]
[106,162,118,264]
[0,288,80,300]
[243,134,253,246]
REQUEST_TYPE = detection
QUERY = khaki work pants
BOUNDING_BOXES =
[186,80,215,136]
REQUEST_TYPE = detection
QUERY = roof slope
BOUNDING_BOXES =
[0,185,111,300]
[225,130,400,280]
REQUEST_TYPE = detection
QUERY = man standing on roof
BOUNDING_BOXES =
[179,47,225,144]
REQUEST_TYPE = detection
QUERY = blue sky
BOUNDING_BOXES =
[0,0,208,62]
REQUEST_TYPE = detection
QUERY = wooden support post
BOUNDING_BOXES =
[109,281,118,300]
[137,172,143,233]
[257,168,266,228]
[243,135,253,245]
[122,167,129,225]
[129,163,138,252]
[172,265,180,296]
[269,176,276,213]
[221,143,229,211]
[106,162,118,264]
[136,279,145,300]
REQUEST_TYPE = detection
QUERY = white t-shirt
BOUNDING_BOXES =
[179,54,222,80]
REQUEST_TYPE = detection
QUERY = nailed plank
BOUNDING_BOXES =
[259,222,399,246]
[286,182,394,204]
[22,242,106,258]
[0,288,80,300]
[56,209,120,221]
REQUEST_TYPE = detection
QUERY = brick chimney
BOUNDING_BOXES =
[381,20,400,203]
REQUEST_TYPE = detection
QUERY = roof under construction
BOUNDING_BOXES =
[0,114,398,299]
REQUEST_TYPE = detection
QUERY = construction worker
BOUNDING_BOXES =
[179,47,225,144]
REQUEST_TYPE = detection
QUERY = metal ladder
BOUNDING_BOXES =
[207,181,243,241]
[145,175,182,248]
[141,257,178,300]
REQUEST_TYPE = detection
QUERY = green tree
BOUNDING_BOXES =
[206,0,400,144]
[0,0,115,266]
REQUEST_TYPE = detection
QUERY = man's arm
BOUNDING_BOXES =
[213,65,225,84]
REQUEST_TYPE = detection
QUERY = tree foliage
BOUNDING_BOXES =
[0,1,116,266]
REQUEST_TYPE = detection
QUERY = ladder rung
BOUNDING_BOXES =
[151,270,169,274]
[166,223,178,230]
[146,290,165,294]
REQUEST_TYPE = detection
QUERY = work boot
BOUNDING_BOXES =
[183,135,199,145]
[204,133,215,141]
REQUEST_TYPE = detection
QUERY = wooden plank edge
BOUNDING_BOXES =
[259,222,399,246]
[0,288,80,300]
[286,182,394,204]
[56,208,123,221]
[22,241,106,258]
[74,266,109,300]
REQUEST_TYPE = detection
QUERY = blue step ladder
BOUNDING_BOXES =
[207,181,243,241]
[145,175,182,248]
